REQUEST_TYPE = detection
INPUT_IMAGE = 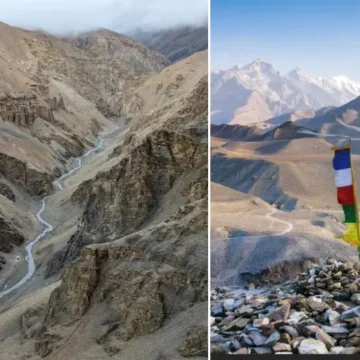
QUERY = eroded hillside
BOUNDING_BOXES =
[0,38,208,360]
[0,21,170,276]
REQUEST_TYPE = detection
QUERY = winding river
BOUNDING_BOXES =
[0,137,104,300]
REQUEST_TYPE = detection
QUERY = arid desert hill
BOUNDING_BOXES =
[264,95,360,137]
[212,94,360,145]
[0,21,208,360]
[211,135,359,286]
[211,121,315,142]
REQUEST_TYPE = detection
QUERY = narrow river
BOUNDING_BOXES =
[0,137,104,300]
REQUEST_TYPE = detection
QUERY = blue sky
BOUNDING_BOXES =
[211,0,360,79]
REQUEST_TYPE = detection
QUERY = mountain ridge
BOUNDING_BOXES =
[211,59,360,126]
[0,20,208,359]
[132,25,208,62]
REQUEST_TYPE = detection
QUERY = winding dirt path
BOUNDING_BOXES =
[212,208,294,241]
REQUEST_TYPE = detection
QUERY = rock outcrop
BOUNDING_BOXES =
[0,182,15,202]
[0,94,67,128]
[46,52,208,277]
[39,199,207,356]
[0,153,55,196]
[211,259,360,355]
[0,216,24,253]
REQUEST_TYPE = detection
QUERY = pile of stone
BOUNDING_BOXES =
[291,259,360,299]
[211,259,360,355]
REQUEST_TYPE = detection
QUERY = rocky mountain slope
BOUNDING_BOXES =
[211,121,314,142]
[261,122,314,141]
[264,108,333,129]
[0,21,170,274]
[133,25,208,62]
[297,95,360,133]
[0,46,208,360]
[40,50,208,360]
[211,59,360,126]
[211,124,264,142]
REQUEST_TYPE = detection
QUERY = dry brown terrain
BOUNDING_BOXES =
[0,21,208,360]
[211,136,359,286]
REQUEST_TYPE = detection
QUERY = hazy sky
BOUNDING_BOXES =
[0,0,208,35]
[212,0,360,80]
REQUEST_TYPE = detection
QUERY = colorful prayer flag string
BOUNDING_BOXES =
[332,144,360,249]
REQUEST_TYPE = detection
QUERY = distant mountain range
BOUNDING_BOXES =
[211,58,360,126]
[212,93,360,154]
[132,25,208,62]
[212,121,314,142]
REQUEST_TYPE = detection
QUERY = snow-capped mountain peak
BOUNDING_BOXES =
[285,67,304,79]
[332,75,360,89]
[333,75,352,82]
[241,58,278,79]
[229,64,242,71]
[211,59,360,126]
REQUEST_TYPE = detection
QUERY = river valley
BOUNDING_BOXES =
[0,123,125,306]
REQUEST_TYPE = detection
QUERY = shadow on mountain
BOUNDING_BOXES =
[312,220,326,227]
[211,153,298,210]
[229,229,249,238]
[215,231,357,287]
[211,110,237,125]
[255,140,291,154]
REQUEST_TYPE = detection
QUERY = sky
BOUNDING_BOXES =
[0,0,208,35]
[211,0,360,79]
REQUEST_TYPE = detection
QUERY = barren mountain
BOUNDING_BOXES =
[133,25,208,62]
[265,109,316,128]
[298,95,360,133]
[211,121,314,142]
[262,106,335,130]
[211,58,360,126]
[261,121,314,141]
[211,123,263,142]
[0,21,169,267]
[211,137,358,286]
[0,21,208,360]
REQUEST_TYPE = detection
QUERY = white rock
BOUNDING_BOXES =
[330,347,345,355]
[287,311,307,325]
[253,318,269,327]
[328,310,341,326]
[351,293,360,305]
[298,339,328,354]
[223,298,235,311]
[273,343,291,352]
[210,317,216,326]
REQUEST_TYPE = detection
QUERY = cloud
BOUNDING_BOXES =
[0,0,208,35]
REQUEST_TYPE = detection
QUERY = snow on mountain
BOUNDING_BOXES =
[211,59,360,126]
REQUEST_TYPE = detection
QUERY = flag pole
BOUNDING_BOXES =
[349,138,360,261]
[298,125,360,269]
[298,127,360,259]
